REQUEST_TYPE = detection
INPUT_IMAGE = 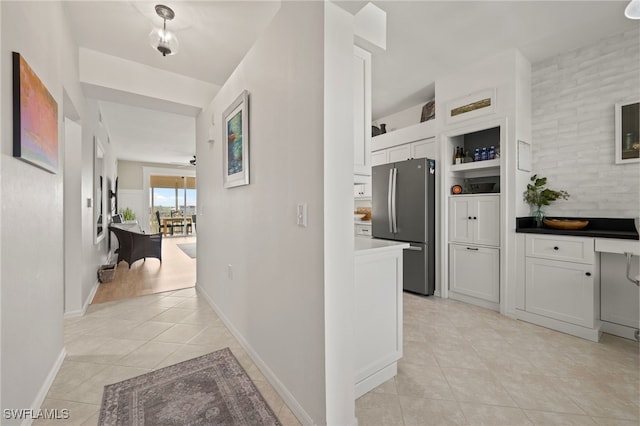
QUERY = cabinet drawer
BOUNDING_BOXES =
[526,234,594,264]
[355,224,372,236]
[449,244,499,303]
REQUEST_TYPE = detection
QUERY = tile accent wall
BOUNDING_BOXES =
[531,27,640,218]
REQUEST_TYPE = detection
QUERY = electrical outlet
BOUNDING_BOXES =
[227,264,233,280]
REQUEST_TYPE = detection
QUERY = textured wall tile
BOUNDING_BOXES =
[532,28,640,218]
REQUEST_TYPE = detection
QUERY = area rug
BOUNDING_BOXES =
[177,243,197,258]
[98,347,280,426]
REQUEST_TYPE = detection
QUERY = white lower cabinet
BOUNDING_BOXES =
[449,244,499,304]
[525,257,596,328]
[354,246,404,398]
[516,234,601,341]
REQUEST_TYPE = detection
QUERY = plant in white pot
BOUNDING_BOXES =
[523,175,570,227]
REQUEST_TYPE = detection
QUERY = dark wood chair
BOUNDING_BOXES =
[109,225,162,268]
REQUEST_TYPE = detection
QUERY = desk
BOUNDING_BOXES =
[161,217,192,236]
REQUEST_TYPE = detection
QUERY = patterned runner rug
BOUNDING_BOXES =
[98,347,281,425]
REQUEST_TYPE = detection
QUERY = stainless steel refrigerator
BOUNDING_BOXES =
[372,158,436,295]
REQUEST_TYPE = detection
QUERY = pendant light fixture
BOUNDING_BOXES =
[149,4,179,56]
[626,0,640,19]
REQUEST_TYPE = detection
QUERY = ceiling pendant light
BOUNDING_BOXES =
[149,4,179,56]
[625,0,640,19]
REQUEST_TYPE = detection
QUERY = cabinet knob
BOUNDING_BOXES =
[585,272,591,277]
[553,246,559,251]
[473,217,477,220]
[468,216,472,220]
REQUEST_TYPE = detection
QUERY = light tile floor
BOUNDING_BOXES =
[34,288,301,426]
[356,293,640,426]
[36,289,639,426]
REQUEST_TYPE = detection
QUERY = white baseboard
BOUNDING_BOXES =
[196,287,314,425]
[64,280,99,319]
[601,320,640,341]
[515,309,602,342]
[449,291,500,312]
[22,348,67,426]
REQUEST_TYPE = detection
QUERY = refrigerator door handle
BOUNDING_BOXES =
[387,168,394,233]
[392,168,398,233]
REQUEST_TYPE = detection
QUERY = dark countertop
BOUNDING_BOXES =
[516,217,639,240]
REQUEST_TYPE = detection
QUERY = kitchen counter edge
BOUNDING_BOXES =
[515,217,639,240]
[355,237,410,256]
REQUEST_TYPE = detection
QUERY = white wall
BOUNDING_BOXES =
[531,27,640,218]
[323,2,357,425]
[196,2,330,423]
[1,2,113,416]
[1,2,68,420]
[373,100,432,132]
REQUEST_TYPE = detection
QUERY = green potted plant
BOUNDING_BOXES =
[523,175,570,227]
[119,207,136,221]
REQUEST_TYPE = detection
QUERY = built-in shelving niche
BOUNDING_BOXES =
[446,125,502,193]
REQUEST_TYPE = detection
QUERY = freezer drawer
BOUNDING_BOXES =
[403,242,434,295]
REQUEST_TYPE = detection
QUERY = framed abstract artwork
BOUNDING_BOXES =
[614,100,639,164]
[12,52,58,173]
[222,90,250,188]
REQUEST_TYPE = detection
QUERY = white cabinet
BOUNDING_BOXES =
[516,234,601,341]
[353,183,371,199]
[449,244,499,303]
[449,195,500,247]
[355,223,372,236]
[448,194,500,310]
[354,241,404,398]
[371,150,387,167]
[525,257,596,328]
[354,46,372,178]
[370,137,436,166]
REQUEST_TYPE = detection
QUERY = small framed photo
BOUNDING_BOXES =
[615,100,639,164]
[222,90,250,188]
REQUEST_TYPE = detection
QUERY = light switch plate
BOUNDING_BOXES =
[297,203,307,227]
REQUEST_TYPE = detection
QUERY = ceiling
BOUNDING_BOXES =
[63,1,636,164]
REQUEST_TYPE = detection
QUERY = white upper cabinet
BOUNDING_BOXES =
[449,194,500,247]
[354,46,372,178]
[371,137,437,166]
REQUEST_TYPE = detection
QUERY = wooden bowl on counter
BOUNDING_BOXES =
[543,218,589,230]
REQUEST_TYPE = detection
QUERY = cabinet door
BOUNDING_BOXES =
[449,244,500,303]
[525,257,595,328]
[474,195,500,247]
[371,150,388,166]
[387,144,411,163]
[353,46,371,177]
[448,197,473,243]
[411,137,436,160]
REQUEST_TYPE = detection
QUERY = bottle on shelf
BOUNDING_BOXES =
[481,147,488,161]
[489,146,496,160]
[455,147,464,164]
[474,148,480,162]
[453,147,458,165]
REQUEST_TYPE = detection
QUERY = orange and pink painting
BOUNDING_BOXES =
[13,52,58,173]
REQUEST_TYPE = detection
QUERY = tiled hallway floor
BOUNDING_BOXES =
[36,289,639,425]
[356,293,640,425]
[35,288,301,425]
